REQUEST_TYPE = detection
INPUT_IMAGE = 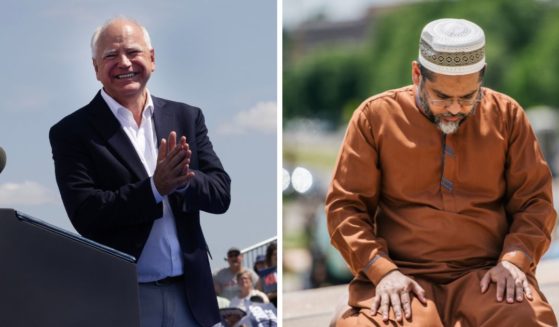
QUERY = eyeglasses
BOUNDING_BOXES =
[427,97,481,109]
[419,78,483,109]
[424,89,483,109]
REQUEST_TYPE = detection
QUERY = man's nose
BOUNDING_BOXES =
[446,100,462,115]
[117,54,132,67]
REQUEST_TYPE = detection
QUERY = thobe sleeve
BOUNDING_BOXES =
[500,104,557,273]
[325,105,397,285]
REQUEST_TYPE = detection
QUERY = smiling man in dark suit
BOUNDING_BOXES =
[49,17,230,327]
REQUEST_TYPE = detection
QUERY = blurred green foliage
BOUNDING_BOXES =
[283,0,559,126]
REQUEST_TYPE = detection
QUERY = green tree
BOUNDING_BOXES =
[284,0,558,126]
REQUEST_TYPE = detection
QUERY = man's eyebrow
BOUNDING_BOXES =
[102,49,117,57]
[101,45,144,56]
[432,88,478,98]
[125,45,143,51]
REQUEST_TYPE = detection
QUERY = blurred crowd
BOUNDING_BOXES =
[213,242,277,327]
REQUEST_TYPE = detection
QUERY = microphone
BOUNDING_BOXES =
[0,146,6,174]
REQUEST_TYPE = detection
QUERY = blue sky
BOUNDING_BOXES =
[0,0,277,271]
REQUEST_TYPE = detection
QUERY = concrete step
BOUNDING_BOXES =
[283,259,559,326]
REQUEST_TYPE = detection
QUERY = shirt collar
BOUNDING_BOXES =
[100,88,155,119]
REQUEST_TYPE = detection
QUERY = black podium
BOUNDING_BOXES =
[0,209,140,327]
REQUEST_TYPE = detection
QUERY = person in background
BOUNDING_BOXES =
[230,270,270,309]
[214,247,259,300]
[265,242,277,269]
[258,242,277,306]
[253,254,267,275]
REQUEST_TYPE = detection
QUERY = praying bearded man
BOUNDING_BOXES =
[326,18,557,326]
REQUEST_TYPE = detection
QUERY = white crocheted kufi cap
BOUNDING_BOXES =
[418,18,485,76]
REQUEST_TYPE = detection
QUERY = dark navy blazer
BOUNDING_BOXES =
[49,91,231,327]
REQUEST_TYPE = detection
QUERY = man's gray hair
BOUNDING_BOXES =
[90,16,152,59]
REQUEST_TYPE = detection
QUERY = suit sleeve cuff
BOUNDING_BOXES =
[500,250,531,272]
[175,180,191,193]
[150,177,164,204]
[363,255,398,285]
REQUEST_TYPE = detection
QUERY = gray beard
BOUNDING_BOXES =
[437,119,460,134]
[418,89,463,135]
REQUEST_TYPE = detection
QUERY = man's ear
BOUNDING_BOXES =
[92,58,98,73]
[411,61,421,87]
[150,49,156,72]
[92,58,101,81]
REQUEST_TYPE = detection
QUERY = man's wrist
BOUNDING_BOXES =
[363,254,398,285]
[500,249,531,273]
[150,177,164,203]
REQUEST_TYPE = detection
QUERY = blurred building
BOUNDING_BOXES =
[285,1,418,61]
[527,106,559,176]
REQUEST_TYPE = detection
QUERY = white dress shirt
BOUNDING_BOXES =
[101,89,184,282]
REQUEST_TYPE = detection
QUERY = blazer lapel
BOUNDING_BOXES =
[152,96,176,144]
[87,92,148,181]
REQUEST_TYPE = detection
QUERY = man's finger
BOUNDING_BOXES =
[389,293,403,322]
[158,138,167,162]
[523,279,533,300]
[515,278,524,302]
[173,147,192,163]
[167,148,187,170]
[496,278,505,302]
[371,295,380,315]
[480,271,490,293]
[400,291,412,319]
[182,145,192,159]
[380,293,390,322]
[175,174,192,187]
[411,281,427,304]
[168,132,177,152]
[505,277,515,303]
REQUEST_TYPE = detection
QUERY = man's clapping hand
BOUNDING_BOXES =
[153,131,195,195]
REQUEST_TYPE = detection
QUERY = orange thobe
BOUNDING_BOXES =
[326,86,557,326]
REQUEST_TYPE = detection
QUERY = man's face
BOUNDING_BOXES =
[412,62,482,134]
[92,20,155,103]
[227,251,242,268]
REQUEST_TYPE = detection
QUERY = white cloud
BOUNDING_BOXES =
[0,181,58,206]
[218,101,277,135]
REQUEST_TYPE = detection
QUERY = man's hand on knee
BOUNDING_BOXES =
[480,260,533,303]
[371,270,427,323]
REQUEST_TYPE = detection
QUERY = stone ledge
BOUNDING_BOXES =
[283,258,559,327]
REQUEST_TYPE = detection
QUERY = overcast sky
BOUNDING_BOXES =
[0,0,276,271]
